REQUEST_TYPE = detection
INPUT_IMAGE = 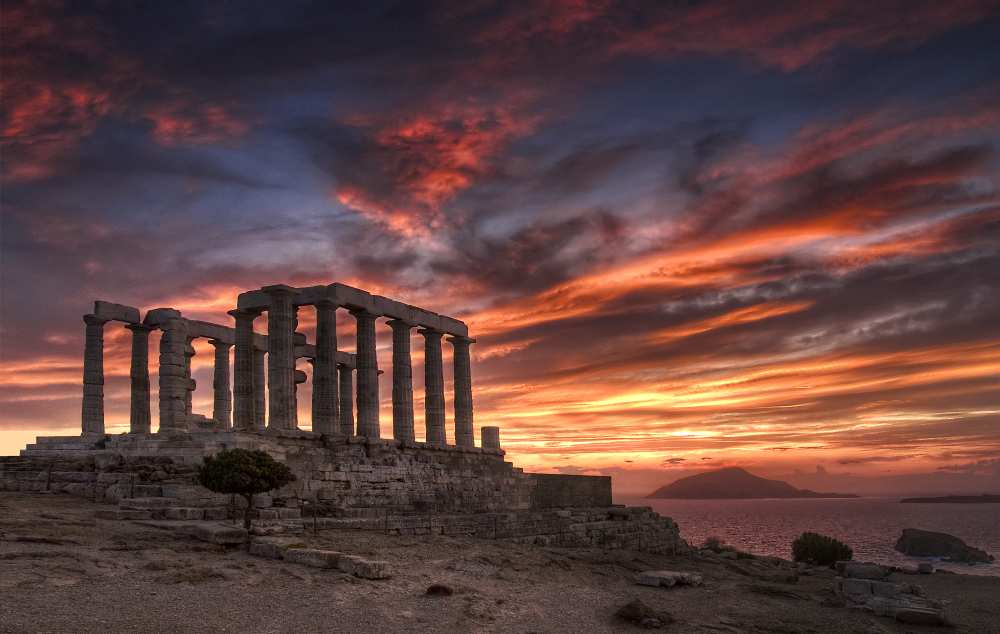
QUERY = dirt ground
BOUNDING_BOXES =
[2,492,998,633]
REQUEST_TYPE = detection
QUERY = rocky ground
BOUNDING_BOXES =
[2,491,998,633]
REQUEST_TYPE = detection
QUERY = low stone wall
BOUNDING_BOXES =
[290,507,683,553]
[529,473,612,508]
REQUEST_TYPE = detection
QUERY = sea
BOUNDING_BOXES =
[617,496,1000,576]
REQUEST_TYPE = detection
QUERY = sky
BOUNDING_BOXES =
[2,1,1000,496]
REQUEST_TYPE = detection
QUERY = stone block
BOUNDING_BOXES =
[143,307,182,326]
[165,507,205,520]
[249,539,288,559]
[184,522,248,545]
[252,494,273,508]
[283,548,343,569]
[342,556,391,580]
[94,300,140,324]
[96,509,153,521]
[202,507,229,521]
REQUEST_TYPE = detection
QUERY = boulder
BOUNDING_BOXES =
[615,599,673,629]
[894,528,994,563]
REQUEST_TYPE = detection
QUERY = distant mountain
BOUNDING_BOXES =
[647,467,859,499]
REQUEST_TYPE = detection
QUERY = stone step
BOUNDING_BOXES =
[96,508,153,521]
[120,497,177,510]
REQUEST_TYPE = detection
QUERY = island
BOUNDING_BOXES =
[648,467,858,499]
[900,494,1000,504]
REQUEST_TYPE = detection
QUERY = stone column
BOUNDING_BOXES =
[158,317,190,432]
[338,363,354,436]
[229,309,258,431]
[210,339,232,429]
[481,426,500,451]
[253,347,266,430]
[420,328,446,445]
[184,338,196,416]
[312,301,339,435]
[263,285,298,431]
[81,314,108,435]
[125,324,153,434]
[388,320,415,443]
[449,335,475,448]
[351,309,380,438]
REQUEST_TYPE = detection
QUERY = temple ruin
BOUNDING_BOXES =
[3,282,682,553]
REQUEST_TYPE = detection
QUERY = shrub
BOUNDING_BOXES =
[703,535,726,552]
[792,532,853,566]
[197,449,296,531]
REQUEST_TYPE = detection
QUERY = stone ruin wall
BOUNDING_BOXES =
[1,438,684,555]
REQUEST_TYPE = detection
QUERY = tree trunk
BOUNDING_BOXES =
[243,495,253,531]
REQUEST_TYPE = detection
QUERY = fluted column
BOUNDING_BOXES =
[263,285,298,431]
[81,314,108,435]
[338,363,355,435]
[184,338,195,416]
[312,301,339,435]
[210,339,232,429]
[229,309,258,431]
[481,426,500,451]
[158,317,190,432]
[351,309,380,438]
[125,324,153,434]
[420,328,446,445]
[449,335,475,448]
[253,347,266,430]
[388,320,415,443]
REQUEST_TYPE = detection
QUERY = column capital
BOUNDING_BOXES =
[83,314,108,326]
[228,307,262,319]
[348,307,377,319]
[417,327,443,338]
[208,338,232,349]
[446,335,476,345]
[314,298,338,309]
[125,323,154,333]
[387,318,415,329]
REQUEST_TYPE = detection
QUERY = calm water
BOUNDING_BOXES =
[617,497,1000,576]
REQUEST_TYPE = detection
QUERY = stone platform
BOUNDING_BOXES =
[3,431,683,554]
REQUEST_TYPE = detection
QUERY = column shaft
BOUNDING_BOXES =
[420,329,446,445]
[352,310,380,438]
[158,318,190,432]
[338,364,355,436]
[253,348,266,430]
[264,287,298,430]
[312,302,339,434]
[126,324,152,434]
[81,314,107,435]
[388,320,414,443]
[229,310,257,431]
[184,338,195,416]
[449,336,475,448]
[211,340,232,429]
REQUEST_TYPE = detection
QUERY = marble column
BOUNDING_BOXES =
[210,339,232,429]
[184,338,196,416]
[312,301,339,435]
[338,363,355,436]
[449,336,475,448]
[158,317,190,432]
[125,323,153,434]
[263,285,298,431]
[253,347,266,430]
[481,426,500,451]
[229,309,258,431]
[81,314,108,435]
[388,320,415,443]
[420,328,446,445]
[351,309,380,438]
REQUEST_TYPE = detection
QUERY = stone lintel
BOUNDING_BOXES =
[260,284,301,296]
[125,323,154,333]
[94,300,141,324]
[143,307,182,327]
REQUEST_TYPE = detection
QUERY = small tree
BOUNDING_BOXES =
[792,532,853,566]
[197,449,296,531]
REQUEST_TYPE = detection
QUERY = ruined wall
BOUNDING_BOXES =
[529,473,613,509]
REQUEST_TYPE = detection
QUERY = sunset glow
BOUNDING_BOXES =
[2,0,998,497]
